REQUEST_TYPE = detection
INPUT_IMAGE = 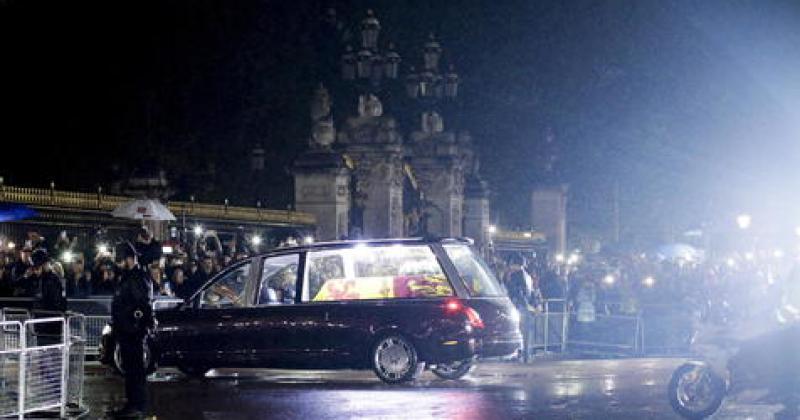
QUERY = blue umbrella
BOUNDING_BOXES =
[0,203,37,222]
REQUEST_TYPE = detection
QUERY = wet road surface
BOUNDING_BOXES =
[83,358,787,419]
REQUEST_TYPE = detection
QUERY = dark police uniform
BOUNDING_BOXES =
[111,259,153,416]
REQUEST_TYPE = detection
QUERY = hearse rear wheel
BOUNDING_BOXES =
[372,334,422,384]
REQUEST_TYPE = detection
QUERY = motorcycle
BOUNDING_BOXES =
[668,302,800,419]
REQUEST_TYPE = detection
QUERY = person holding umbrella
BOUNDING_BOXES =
[134,227,162,268]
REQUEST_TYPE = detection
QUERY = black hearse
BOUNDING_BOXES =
[101,238,522,383]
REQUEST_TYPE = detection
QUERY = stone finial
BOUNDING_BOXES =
[310,83,331,122]
[358,94,383,118]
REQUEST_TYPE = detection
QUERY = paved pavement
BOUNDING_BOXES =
[80,358,789,419]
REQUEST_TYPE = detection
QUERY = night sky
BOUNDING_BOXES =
[3,0,800,245]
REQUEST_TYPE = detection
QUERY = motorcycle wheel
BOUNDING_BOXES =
[668,363,725,419]
[432,359,474,380]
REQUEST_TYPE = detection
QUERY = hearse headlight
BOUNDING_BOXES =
[102,324,113,336]
[508,307,521,325]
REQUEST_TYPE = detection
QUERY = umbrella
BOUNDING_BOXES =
[112,199,176,221]
[0,203,37,222]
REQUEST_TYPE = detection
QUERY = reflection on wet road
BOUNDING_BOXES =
[84,358,785,419]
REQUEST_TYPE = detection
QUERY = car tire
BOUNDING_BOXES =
[178,365,210,379]
[432,359,475,380]
[668,363,725,419]
[371,334,422,384]
[112,340,157,376]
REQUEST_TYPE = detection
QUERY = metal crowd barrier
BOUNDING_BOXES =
[523,299,693,359]
[566,312,641,355]
[0,311,86,419]
[527,299,569,354]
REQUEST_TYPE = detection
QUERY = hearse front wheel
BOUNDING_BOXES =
[371,334,423,384]
[432,359,474,380]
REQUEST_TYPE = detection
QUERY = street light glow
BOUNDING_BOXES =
[602,274,615,285]
[773,249,784,259]
[97,243,109,255]
[62,251,74,263]
[303,236,315,244]
[193,225,204,236]
[736,214,751,230]
[567,253,580,265]
[744,252,755,261]
[7,242,15,250]
[795,226,800,237]
[642,276,656,288]
[487,225,497,234]
[251,235,262,246]
[555,253,565,263]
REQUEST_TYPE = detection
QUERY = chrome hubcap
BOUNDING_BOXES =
[375,337,413,380]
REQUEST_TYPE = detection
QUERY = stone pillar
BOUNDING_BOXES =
[348,144,405,238]
[293,152,351,241]
[463,176,490,247]
[337,113,405,239]
[408,132,465,238]
[531,184,569,258]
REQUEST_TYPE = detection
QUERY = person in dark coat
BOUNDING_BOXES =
[31,249,67,312]
[134,227,162,268]
[66,255,92,298]
[110,243,153,419]
[27,249,67,345]
[92,260,118,296]
[9,246,34,296]
[505,253,536,362]
[189,254,217,290]
[170,266,194,301]
[0,252,13,297]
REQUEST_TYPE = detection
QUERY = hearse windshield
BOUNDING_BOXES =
[443,244,505,297]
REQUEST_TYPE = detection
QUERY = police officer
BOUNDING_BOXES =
[110,243,153,419]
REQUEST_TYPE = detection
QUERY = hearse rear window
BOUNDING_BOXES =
[303,244,454,302]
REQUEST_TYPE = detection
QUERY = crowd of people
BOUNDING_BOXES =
[0,228,302,303]
[489,245,800,358]
[492,248,797,317]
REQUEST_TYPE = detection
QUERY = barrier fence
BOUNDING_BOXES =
[525,300,693,358]
[0,310,86,419]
